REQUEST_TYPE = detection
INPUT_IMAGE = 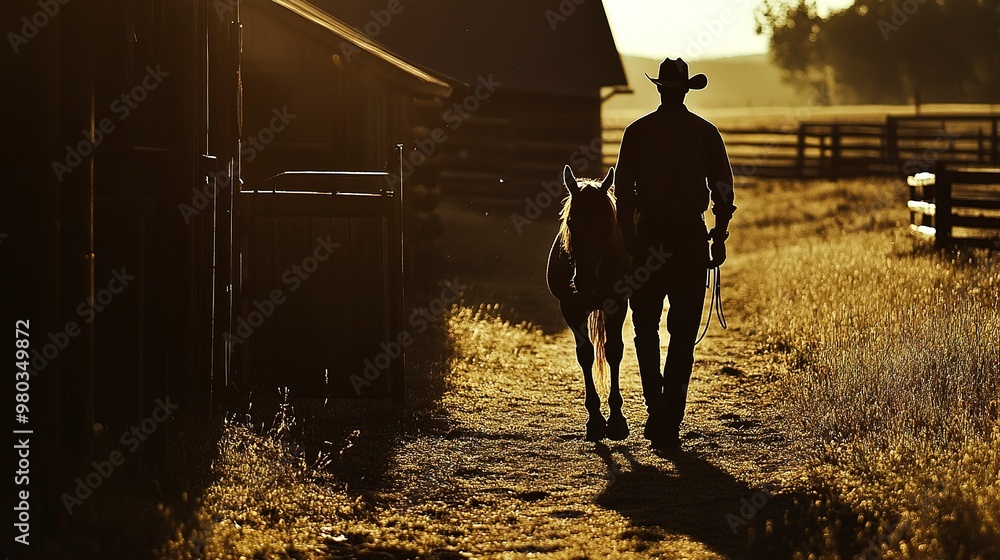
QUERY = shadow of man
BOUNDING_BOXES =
[592,443,880,559]
[592,443,777,559]
[594,443,816,558]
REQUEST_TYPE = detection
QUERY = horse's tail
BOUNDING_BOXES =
[589,309,608,391]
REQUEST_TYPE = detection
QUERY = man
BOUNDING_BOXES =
[615,57,736,449]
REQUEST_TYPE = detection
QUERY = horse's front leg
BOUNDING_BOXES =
[605,301,629,441]
[564,305,605,441]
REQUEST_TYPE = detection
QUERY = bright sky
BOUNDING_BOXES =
[601,0,854,60]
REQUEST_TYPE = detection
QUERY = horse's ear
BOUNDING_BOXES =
[600,167,615,194]
[563,165,580,195]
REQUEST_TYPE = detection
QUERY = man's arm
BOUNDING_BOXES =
[615,127,638,255]
[707,128,734,267]
[708,127,735,235]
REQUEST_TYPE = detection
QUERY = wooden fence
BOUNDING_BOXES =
[603,113,1000,179]
[907,163,1000,248]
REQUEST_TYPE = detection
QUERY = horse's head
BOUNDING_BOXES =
[560,165,616,296]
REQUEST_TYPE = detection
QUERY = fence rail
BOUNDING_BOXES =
[907,163,1000,248]
[603,113,1000,179]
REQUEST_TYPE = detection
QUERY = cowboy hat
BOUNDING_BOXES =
[645,57,708,90]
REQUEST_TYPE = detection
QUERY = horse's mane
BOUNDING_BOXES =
[558,179,617,254]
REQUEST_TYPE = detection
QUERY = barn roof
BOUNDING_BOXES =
[315,1,628,98]
[268,0,457,98]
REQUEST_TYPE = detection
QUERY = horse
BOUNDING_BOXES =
[546,165,631,441]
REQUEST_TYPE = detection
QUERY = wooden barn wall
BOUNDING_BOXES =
[90,0,180,437]
[3,0,231,544]
[88,0,238,427]
[240,3,411,189]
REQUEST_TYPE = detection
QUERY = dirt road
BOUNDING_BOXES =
[304,198,810,559]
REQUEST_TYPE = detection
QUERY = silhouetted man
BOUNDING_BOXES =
[615,57,736,449]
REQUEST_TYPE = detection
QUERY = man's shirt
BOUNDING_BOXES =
[615,103,735,247]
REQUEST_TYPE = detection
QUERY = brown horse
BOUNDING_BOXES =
[546,165,631,441]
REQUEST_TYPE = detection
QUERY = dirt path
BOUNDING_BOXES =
[305,199,809,559]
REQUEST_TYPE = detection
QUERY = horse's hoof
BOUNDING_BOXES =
[585,417,607,441]
[607,414,629,441]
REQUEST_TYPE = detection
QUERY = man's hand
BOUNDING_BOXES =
[709,239,727,267]
[708,228,728,267]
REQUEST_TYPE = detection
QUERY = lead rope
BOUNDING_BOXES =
[695,265,727,346]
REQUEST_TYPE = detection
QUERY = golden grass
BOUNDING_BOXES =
[729,176,1000,559]
[446,303,540,371]
[157,412,366,559]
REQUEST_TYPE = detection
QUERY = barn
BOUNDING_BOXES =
[234,0,459,402]
[4,0,454,548]
[319,0,630,195]
[5,0,238,546]
[239,0,455,186]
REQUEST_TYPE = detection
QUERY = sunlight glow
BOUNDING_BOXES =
[601,0,855,60]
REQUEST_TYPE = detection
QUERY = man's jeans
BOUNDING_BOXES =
[629,225,708,431]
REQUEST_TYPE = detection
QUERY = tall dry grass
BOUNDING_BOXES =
[730,177,1000,558]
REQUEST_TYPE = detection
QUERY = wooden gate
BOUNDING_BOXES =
[907,163,1000,248]
[235,171,404,402]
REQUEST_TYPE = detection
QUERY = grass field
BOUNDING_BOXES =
[726,177,1000,559]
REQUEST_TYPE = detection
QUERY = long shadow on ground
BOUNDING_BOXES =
[594,443,885,559]
[594,443,761,558]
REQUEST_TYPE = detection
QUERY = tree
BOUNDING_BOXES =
[756,0,1000,104]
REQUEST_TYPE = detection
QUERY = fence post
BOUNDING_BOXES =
[992,117,998,164]
[934,161,952,249]
[886,116,899,166]
[392,144,406,404]
[796,124,806,177]
[831,124,841,179]
[819,134,827,175]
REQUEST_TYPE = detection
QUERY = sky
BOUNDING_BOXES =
[601,0,854,61]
